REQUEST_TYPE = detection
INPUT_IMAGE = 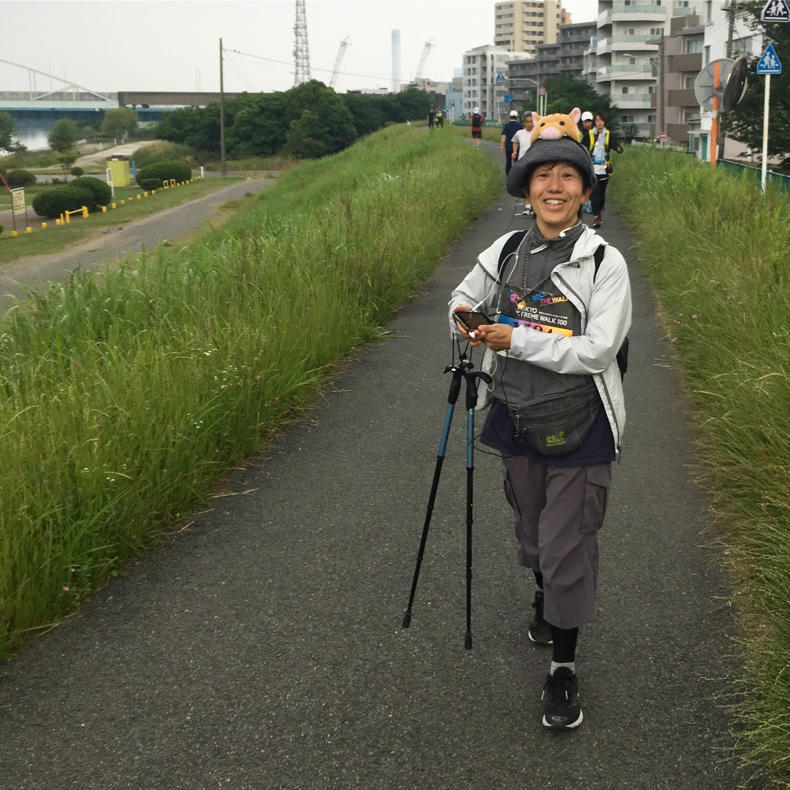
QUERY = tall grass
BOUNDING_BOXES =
[0,124,500,658]
[611,147,790,786]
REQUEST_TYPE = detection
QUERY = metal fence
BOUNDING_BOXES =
[718,158,790,196]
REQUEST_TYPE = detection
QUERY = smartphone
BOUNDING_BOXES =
[454,310,493,330]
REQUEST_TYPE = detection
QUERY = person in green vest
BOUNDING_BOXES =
[584,112,623,229]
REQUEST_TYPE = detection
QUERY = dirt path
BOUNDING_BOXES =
[0,175,273,309]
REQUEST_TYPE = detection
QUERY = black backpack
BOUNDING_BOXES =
[496,231,628,377]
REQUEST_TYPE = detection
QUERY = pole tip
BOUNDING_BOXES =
[402,611,412,628]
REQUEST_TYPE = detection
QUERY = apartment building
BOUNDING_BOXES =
[655,14,704,149]
[494,0,570,56]
[462,45,512,119]
[507,19,597,99]
[595,0,705,140]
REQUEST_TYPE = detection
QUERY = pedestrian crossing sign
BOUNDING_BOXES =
[757,43,782,74]
[762,0,789,21]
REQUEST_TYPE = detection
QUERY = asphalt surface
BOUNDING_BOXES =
[0,175,273,310]
[0,141,745,789]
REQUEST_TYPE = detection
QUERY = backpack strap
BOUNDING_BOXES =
[592,243,629,377]
[593,243,606,281]
[497,230,528,280]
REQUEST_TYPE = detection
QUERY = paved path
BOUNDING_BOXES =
[0,141,744,788]
[0,176,272,310]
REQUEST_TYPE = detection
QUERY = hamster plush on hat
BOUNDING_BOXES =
[530,107,582,144]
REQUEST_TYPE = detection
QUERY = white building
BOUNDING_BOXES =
[595,0,705,140]
[462,44,513,120]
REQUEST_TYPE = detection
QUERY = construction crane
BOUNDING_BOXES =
[414,38,435,82]
[329,36,351,89]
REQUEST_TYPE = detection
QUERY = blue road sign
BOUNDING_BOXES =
[757,43,782,75]
[504,94,513,103]
[762,0,789,22]
[495,72,506,83]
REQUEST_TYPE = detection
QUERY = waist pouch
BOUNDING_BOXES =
[509,381,600,456]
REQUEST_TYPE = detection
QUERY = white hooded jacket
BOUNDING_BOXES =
[449,224,632,454]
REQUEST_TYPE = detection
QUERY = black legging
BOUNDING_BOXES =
[534,570,579,663]
[591,176,610,215]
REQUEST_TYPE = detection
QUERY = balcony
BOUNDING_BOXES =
[600,4,666,25]
[617,92,653,108]
[668,53,702,73]
[598,64,656,81]
[667,88,698,108]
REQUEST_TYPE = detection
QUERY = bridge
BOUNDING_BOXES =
[0,58,245,139]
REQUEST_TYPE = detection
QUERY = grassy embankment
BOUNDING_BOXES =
[610,147,790,786]
[0,124,501,660]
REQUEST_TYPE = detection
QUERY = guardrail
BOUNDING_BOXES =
[719,159,790,196]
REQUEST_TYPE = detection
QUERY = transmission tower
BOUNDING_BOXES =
[293,0,312,86]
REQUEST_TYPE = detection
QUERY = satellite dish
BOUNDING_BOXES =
[722,56,748,111]
[694,58,748,112]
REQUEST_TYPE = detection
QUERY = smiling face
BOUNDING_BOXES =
[524,161,593,238]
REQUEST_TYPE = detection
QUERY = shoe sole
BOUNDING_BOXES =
[527,630,553,646]
[542,709,583,729]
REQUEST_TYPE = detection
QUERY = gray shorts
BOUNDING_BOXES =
[502,456,611,629]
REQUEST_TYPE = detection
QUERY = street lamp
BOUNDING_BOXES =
[506,76,540,115]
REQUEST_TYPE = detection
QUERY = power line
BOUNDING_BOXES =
[226,47,397,86]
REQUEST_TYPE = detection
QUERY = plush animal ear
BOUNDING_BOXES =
[529,112,542,143]
[531,111,541,127]
[569,107,581,124]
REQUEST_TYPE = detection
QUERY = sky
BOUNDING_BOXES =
[1,0,595,95]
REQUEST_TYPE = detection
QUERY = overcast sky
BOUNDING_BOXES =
[1,0,596,95]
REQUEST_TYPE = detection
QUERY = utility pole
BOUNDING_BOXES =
[719,2,738,164]
[219,37,226,177]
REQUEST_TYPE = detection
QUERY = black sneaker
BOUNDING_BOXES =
[541,667,583,729]
[528,591,553,646]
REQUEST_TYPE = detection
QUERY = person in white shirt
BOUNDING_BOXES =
[511,112,535,215]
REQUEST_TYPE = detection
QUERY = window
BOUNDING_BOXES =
[686,39,703,54]
[622,86,629,94]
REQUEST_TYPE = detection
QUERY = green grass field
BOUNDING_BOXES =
[610,147,790,787]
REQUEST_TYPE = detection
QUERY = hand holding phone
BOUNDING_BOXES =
[454,310,493,331]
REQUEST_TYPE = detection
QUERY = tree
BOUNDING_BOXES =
[226,92,288,157]
[101,107,138,142]
[48,119,79,153]
[726,2,790,161]
[157,105,220,154]
[284,80,357,154]
[0,111,16,152]
[543,76,618,130]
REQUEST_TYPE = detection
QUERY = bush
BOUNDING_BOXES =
[69,176,112,210]
[0,224,3,236]
[70,166,84,177]
[132,142,196,169]
[3,169,36,188]
[135,160,192,190]
[32,186,93,218]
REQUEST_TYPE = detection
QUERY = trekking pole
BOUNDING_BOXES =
[462,363,491,650]
[402,354,472,631]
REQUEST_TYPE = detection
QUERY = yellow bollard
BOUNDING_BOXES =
[26,226,32,233]
[137,194,141,200]
[152,189,155,195]
[65,212,70,224]
[111,203,116,209]
[82,205,88,218]
[267,169,272,178]
[238,168,242,177]
[41,222,47,229]
[11,230,17,237]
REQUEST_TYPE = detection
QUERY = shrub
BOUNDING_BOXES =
[70,166,84,177]
[132,142,196,169]
[3,169,36,188]
[0,224,3,235]
[69,176,112,210]
[32,186,93,218]
[135,160,192,190]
